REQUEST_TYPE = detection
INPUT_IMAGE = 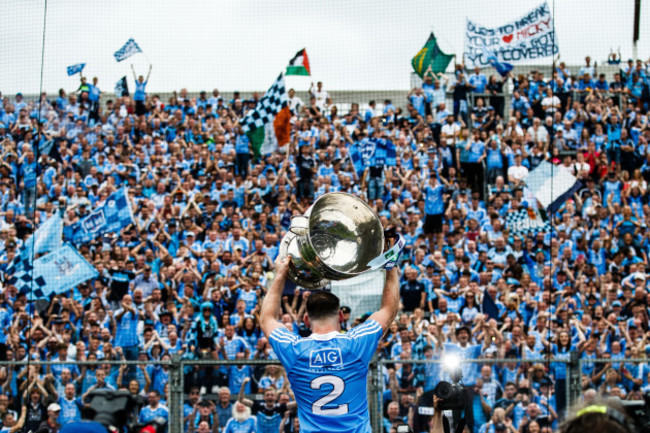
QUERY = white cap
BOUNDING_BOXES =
[47,403,61,412]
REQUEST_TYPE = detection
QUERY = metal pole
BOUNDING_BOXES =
[169,354,184,433]
[634,0,641,60]
[369,355,382,433]
[567,351,582,416]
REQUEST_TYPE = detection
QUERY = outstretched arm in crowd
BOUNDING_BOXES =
[238,377,255,407]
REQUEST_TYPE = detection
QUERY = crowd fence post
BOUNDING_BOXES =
[567,351,582,414]
[169,353,184,433]
[369,355,383,433]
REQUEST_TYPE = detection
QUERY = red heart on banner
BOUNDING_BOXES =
[502,34,514,43]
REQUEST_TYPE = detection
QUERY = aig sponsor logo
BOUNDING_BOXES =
[309,348,343,369]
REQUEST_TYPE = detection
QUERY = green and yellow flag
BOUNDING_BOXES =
[412,33,454,78]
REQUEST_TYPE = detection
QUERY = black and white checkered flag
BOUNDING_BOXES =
[506,208,550,237]
[241,74,287,133]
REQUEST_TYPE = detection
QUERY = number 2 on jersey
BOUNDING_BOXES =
[310,375,349,415]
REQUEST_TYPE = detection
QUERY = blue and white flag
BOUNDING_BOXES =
[525,161,581,213]
[114,38,142,62]
[8,212,63,274]
[348,144,365,178]
[483,47,513,77]
[38,138,55,157]
[64,188,134,244]
[66,63,86,76]
[8,244,98,299]
[364,137,397,168]
[115,76,129,97]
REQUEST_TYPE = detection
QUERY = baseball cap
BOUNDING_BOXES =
[340,306,351,314]
[48,403,61,412]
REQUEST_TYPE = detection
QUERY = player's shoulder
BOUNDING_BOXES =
[269,326,300,343]
[347,319,383,338]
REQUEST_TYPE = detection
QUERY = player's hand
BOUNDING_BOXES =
[433,395,444,410]
[275,256,291,280]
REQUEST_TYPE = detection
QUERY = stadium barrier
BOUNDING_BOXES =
[4,355,646,433]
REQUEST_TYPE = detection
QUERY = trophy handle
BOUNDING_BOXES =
[289,215,309,236]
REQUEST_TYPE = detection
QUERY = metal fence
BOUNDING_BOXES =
[5,355,647,433]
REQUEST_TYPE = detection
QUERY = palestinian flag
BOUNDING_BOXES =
[412,33,454,78]
[286,49,311,76]
[241,74,292,156]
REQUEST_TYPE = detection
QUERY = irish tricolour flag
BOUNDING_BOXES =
[286,49,311,76]
[241,74,292,157]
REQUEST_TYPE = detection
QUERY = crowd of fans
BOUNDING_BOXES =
[0,55,648,433]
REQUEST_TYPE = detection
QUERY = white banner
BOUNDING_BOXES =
[464,2,559,68]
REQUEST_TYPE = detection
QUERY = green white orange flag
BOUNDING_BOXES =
[286,49,311,76]
[241,74,292,157]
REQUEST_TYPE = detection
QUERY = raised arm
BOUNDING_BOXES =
[367,267,400,333]
[260,257,290,337]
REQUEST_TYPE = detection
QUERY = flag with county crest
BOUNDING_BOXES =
[412,33,454,78]
[241,74,292,157]
[8,212,63,273]
[63,187,135,244]
[7,244,98,299]
[114,38,142,62]
[364,137,397,167]
[66,63,86,76]
[286,49,311,76]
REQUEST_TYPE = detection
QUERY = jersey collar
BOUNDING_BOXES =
[308,331,340,340]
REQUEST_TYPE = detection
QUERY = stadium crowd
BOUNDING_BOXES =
[0,55,649,433]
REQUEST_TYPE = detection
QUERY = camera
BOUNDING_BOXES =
[433,381,468,410]
[396,424,413,433]
[620,393,650,433]
[60,390,164,433]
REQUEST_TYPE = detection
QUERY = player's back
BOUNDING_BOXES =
[268,319,383,433]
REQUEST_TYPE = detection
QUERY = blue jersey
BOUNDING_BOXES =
[425,184,444,215]
[138,404,169,424]
[268,320,384,433]
[224,417,257,433]
[58,396,82,424]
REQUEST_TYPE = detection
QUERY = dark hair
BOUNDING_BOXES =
[306,291,340,321]
[560,400,633,433]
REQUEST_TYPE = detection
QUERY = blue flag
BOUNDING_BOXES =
[483,47,513,77]
[114,38,142,62]
[348,144,365,178]
[482,291,500,320]
[8,212,63,274]
[63,188,135,244]
[38,138,55,157]
[66,63,86,76]
[115,76,129,97]
[524,161,582,213]
[366,137,397,167]
[8,244,98,299]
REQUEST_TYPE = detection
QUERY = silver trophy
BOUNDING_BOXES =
[278,192,395,290]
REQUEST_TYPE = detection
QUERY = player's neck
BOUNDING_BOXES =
[309,321,340,335]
